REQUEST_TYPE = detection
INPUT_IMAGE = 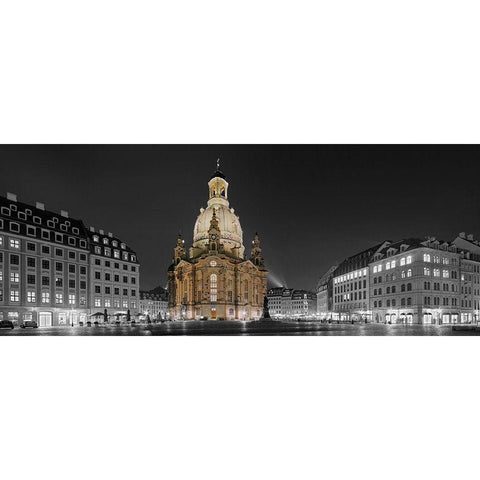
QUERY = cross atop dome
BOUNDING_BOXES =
[210,158,226,180]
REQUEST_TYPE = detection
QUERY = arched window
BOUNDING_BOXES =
[210,274,217,303]
[407,283,412,291]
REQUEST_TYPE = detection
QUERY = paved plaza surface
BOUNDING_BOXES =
[1,321,479,336]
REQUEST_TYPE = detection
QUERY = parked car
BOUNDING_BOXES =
[0,320,14,329]
[20,320,38,329]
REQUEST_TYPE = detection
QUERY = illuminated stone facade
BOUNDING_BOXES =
[168,165,268,320]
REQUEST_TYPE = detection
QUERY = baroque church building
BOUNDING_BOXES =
[168,164,268,320]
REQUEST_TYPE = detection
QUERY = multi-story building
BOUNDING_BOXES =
[0,193,90,326]
[0,192,140,327]
[316,266,337,319]
[267,287,317,319]
[87,228,140,320]
[332,242,389,322]
[369,238,464,325]
[139,287,168,320]
[325,234,480,325]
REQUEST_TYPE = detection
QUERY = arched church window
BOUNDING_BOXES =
[210,274,217,303]
[221,188,225,197]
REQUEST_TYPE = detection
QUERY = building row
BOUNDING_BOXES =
[267,287,317,319]
[0,192,140,326]
[316,233,480,325]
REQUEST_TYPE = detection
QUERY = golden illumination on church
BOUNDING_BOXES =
[168,161,268,320]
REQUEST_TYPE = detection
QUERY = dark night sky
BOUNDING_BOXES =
[1,145,479,291]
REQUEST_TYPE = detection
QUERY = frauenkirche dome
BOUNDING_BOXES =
[191,164,245,259]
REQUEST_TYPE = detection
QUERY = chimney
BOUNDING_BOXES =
[36,202,45,211]
[7,192,17,202]
[459,232,466,239]
[60,210,69,218]
[468,234,474,241]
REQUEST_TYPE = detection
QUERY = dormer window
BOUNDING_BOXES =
[93,235,99,243]
[103,238,109,245]
[25,209,32,216]
[33,216,41,225]
[10,204,17,212]
[72,227,79,235]
[112,240,118,247]
[18,212,27,220]
[47,220,55,228]
[60,224,67,232]
[1,207,11,216]
[121,243,126,250]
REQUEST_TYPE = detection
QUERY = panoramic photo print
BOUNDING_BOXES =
[0,145,479,336]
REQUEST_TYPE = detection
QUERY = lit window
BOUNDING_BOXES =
[378,265,382,272]
[443,270,449,278]
[434,269,440,277]
[0,236,3,246]
[407,270,412,278]
[424,268,430,276]
[114,250,120,259]
[68,294,76,305]
[122,300,128,308]
[10,239,20,249]
[10,290,19,302]
[406,256,412,264]
[210,274,218,302]
[423,254,431,262]
[27,291,36,303]
[94,297,101,307]
[391,260,396,268]
[400,258,406,266]
[10,272,19,283]
[55,293,63,304]
[386,262,391,270]
[373,266,378,273]
[42,292,50,304]
[93,235,99,243]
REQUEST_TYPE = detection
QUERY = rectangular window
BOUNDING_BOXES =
[55,277,63,287]
[68,279,75,289]
[95,285,101,294]
[68,251,76,260]
[68,294,76,305]
[27,274,36,285]
[80,280,86,290]
[94,297,101,307]
[80,266,86,275]
[41,245,50,255]
[55,248,63,257]
[10,272,19,283]
[55,293,63,304]
[27,291,36,303]
[10,239,20,249]
[10,254,19,265]
[42,276,50,286]
[10,290,19,302]
[68,264,75,274]
[42,259,50,270]
[42,292,50,304]
[27,257,36,268]
[104,298,111,307]
[27,242,36,251]
[56,262,63,272]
